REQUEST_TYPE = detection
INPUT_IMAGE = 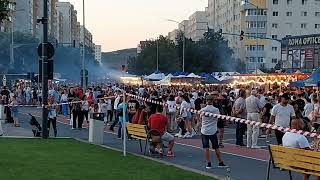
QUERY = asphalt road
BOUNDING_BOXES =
[2,107,303,180]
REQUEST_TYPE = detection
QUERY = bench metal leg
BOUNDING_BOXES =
[288,170,292,180]
[144,139,148,155]
[265,157,272,180]
[139,140,142,153]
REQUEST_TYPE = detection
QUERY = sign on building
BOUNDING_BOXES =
[281,34,320,71]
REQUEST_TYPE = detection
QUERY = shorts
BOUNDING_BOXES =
[275,130,285,145]
[201,133,219,149]
[217,119,225,129]
[161,132,175,142]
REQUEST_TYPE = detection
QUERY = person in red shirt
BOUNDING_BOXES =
[148,105,175,157]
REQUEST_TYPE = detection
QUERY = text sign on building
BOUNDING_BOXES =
[283,34,320,47]
[305,49,314,60]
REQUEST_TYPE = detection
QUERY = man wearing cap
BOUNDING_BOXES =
[269,93,295,145]
[245,90,264,149]
[199,95,227,169]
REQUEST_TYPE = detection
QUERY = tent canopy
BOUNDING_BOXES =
[203,75,221,84]
[302,68,320,86]
[144,73,165,81]
[288,80,305,87]
[187,73,201,78]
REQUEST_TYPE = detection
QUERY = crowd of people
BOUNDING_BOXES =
[1,83,320,173]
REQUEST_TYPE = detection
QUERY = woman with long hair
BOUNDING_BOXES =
[10,95,20,127]
[166,95,177,133]
[179,94,194,138]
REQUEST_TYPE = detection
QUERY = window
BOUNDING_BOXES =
[272,35,278,39]
[257,57,264,63]
[272,23,278,28]
[286,12,293,16]
[302,0,307,5]
[287,0,292,4]
[249,57,256,63]
[301,11,308,16]
[272,58,278,63]
[257,45,264,51]
[301,23,307,28]
[272,47,278,51]
[316,24,320,28]
[273,11,279,16]
[273,0,279,4]
[286,23,293,28]
[316,12,320,17]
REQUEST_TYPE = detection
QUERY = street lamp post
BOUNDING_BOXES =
[242,0,259,74]
[167,19,185,72]
[156,38,159,72]
[82,0,86,91]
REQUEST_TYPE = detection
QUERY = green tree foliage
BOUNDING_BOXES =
[128,29,236,74]
[0,0,12,23]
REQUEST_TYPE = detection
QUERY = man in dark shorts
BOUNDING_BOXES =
[199,95,227,169]
[212,91,225,148]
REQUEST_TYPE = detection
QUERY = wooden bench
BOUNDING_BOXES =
[266,145,320,180]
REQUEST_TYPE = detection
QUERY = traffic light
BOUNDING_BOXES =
[73,40,76,47]
[240,31,245,41]
[218,29,222,36]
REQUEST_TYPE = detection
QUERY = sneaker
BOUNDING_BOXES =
[246,145,251,148]
[177,134,183,138]
[167,151,174,157]
[206,162,212,169]
[218,162,228,168]
[191,129,197,137]
[183,132,191,138]
[174,129,182,137]
[251,146,261,149]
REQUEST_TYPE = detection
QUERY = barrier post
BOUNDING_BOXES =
[123,92,127,156]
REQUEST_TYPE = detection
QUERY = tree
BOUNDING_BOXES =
[0,0,12,23]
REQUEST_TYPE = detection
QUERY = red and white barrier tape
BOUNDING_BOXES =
[127,93,320,139]
[2,95,117,108]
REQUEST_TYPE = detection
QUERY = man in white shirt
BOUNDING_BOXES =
[245,90,263,148]
[199,95,227,169]
[110,90,122,131]
[282,118,317,180]
[269,93,295,145]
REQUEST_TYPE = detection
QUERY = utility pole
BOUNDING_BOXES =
[156,38,159,72]
[41,0,49,139]
[182,25,185,72]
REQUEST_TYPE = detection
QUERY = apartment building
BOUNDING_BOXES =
[168,29,180,43]
[15,0,33,35]
[95,45,102,63]
[56,11,63,43]
[56,2,75,44]
[207,0,320,71]
[188,11,208,41]
[0,0,16,33]
[80,25,93,49]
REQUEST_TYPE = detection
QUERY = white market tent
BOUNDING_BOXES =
[144,73,165,81]
[187,73,202,78]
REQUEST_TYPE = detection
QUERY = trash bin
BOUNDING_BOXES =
[89,113,105,144]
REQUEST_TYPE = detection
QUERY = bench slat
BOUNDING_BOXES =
[270,145,320,159]
[273,158,320,172]
[126,123,146,129]
[130,135,147,140]
[127,131,147,138]
[272,151,320,166]
[127,126,147,134]
[278,166,320,177]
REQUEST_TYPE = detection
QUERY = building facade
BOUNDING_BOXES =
[15,0,33,35]
[168,29,179,43]
[94,45,102,62]
[80,26,93,49]
[56,2,74,44]
[56,11,63,43]
[207,0,320,71]
[187,11,208,41]
[0,0,16,33]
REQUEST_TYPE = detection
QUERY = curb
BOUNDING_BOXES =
[74,138,228,180]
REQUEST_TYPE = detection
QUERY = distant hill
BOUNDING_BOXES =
[102,48,137,70]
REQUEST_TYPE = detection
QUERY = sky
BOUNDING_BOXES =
[60,0,208,52]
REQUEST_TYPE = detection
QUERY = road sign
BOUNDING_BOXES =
[37,42,55,59]
[80,69,88,76]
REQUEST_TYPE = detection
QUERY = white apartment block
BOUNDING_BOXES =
[178,20,190,39]
[95,45,102,63]
[207,0,320,71]
[168,29,179,43]
[188,11,208,41]
[56,2,73,43]
[15,0,34,35]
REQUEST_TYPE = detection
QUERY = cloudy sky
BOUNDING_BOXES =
[61,0,208,52]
